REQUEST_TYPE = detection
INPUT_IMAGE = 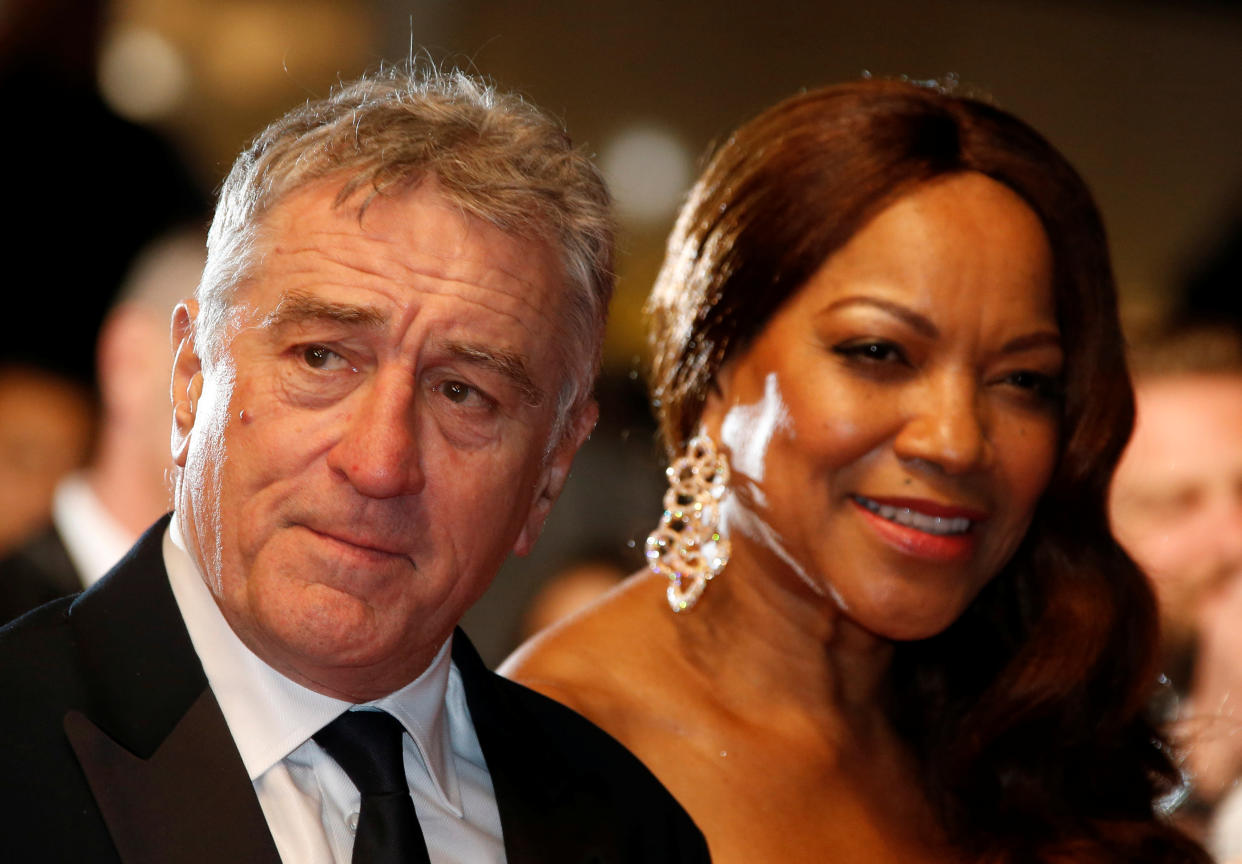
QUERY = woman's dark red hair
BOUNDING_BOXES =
[647,79,1207,862]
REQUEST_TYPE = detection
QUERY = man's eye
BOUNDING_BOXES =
[302,345,345,370]
[440,381,473,403]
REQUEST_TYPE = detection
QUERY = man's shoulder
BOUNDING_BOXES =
[0,516,184,733]
[0,523,208,857]
[0,594,100,820]
[0,595,96,770]
[486,670,649,766]
[455,633,711,862]
[0,593,80,684]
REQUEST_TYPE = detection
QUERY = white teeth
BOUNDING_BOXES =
[854,496,971,535]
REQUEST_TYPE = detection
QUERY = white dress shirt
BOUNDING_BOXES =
[52,473,134,589]
[163,519,506,864]
[1212,782,1242,863]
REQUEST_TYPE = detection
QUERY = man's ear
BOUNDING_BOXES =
[512,399,599,557]
[170,300,203,468]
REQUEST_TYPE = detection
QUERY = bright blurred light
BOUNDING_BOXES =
[98,26,189,122]
[600,124,692,226]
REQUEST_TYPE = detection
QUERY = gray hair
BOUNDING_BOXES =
[198,65,614,438]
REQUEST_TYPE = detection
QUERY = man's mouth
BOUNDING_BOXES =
[850,495,976,536]
[301,524,414,563]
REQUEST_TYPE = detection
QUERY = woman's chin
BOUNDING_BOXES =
[843,592,973,643]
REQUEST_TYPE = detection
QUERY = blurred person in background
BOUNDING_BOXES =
[505,79,1211,863]
[0,366,95,559]
[1109,320,1242,860]
[1,0,206,379]
[0,227,205,622]
[0,0,205,579]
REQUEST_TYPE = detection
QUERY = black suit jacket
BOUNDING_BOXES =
[0,517,709,863]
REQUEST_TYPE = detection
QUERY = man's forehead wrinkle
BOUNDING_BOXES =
[275,194,563,326]
[262,240,526,321]
[294,229,560,328]
[379,244,560,325]
[375,210,562,322]
[455,212,565,300]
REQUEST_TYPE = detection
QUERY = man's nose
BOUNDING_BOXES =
[326,375,425,499]
[893,375,992,476]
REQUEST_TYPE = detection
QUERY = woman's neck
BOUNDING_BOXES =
[667,538,896,738]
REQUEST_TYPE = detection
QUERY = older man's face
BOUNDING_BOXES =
[171,178,592,700]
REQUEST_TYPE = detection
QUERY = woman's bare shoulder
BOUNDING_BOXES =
[500,570,673,724]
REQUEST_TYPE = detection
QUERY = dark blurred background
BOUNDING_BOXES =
[3,0,1240,662]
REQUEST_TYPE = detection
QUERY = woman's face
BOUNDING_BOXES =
[700,172,1062,640]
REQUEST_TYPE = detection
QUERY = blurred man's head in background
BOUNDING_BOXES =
[1110,322,1242,682]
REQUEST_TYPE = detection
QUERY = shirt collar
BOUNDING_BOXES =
[162,517,462,814]
[53,472,134,588]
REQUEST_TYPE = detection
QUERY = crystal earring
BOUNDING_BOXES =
[645,434,731,613]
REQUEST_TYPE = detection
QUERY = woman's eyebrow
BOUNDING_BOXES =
[820,296,1061,354]
[1000,331,1062,354]
[819,295,938,338]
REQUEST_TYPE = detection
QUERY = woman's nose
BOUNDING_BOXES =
[893,377,992,475]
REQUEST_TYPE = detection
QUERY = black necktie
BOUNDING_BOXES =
[314,710,433,864]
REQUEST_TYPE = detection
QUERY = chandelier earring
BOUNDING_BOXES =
[645,434,731,613]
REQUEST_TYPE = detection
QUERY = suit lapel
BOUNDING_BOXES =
[452,629,578,864]
[64,517,281,864]
[65,691,280,864]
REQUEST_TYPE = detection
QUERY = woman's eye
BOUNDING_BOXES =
[1002,370,1062,400]
[833,340,908,364]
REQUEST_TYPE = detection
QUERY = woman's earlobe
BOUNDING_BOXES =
[698,355,740,430]
[697,388,730,443]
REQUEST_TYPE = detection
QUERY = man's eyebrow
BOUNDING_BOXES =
[261,289,388,330]
[445,340,544,407]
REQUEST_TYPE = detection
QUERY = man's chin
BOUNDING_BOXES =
[251,613,407,674]
[262,624,443,701]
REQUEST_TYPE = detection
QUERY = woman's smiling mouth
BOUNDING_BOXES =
[850,494,980,536]
[850,494,989,561]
